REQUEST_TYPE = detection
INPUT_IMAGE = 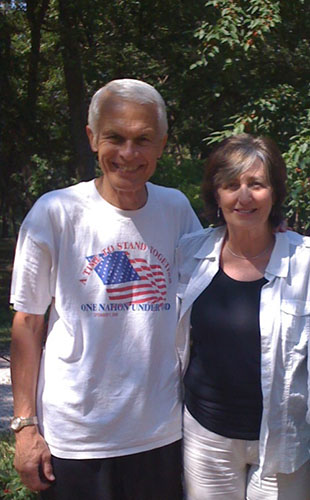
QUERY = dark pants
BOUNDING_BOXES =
[40,440,183,500]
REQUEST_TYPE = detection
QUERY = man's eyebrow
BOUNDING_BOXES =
[99,130,124,140]
[136,128,157,138]
[99,127,156,138]
[100,129,120,135]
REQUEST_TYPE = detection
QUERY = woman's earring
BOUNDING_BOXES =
[217,207,221,219]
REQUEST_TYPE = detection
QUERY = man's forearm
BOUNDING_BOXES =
[11,312,45,417]
[10,312,55,491]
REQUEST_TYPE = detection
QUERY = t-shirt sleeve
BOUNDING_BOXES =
[179,195,202,236]
[10,200,55,314]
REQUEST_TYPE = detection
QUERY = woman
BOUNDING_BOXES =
[177,134,310,499]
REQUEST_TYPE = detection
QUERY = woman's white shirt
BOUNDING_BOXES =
[176,226,310,478]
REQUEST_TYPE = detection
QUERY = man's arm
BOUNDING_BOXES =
[10,311,55,491]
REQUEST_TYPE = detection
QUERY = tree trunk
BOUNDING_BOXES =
[26,0,50,119]
[58,0,95,181]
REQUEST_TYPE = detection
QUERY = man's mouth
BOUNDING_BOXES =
[113,163,140,173]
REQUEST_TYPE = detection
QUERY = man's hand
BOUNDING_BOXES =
[14,426,55,491]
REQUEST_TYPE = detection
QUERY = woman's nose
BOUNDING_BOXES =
[238,185,252,203]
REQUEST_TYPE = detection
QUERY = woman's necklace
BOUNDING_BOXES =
[226,241,273,260]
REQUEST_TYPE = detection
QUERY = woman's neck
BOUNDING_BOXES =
[220,225,275,281]
[225,225,274,259]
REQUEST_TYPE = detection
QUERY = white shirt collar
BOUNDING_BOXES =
[193,227,303,280]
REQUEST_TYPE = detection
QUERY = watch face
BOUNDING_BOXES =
[10,416,38,431]
[10,417,22,431]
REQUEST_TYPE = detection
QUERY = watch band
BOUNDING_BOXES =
[10,416,38,432]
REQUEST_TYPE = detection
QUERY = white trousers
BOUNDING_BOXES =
[183,407,310,500]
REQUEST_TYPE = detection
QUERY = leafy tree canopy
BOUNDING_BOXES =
[1,0,309,233]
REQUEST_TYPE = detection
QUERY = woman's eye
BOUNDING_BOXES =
[226,182,239,190]
[251,181,263,188]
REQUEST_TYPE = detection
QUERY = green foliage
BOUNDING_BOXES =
[284,119,310,235]
[152,155,205,222]
[11,154,76,205]
[192,0,281,68]
[0,238,15,324]
[190,0,310,233]
[0,433,38,499]
[0,307,12,355]
[1,0,310,232]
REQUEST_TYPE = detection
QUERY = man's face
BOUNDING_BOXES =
[87,97,167,209]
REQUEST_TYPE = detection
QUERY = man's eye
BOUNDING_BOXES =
[137,137,149,144]
[107,135,122,142]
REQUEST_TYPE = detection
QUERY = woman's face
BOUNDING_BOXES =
[216,159,274,232]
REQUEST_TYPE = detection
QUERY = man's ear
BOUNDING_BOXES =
[86,125,98,152]
[157,134,168,159]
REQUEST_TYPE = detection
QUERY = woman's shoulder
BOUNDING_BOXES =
[176,226,225,285]
[178,226,214,249]
[286,230,310,250]
[177,225,225,262]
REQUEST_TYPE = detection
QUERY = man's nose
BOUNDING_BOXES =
[120,141,137,161]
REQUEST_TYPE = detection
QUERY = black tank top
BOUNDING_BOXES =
[184,268,267,440]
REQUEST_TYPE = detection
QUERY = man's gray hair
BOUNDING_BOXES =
[88,79,168,141]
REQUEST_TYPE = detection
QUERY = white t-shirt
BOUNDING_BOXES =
[11,180,201,459]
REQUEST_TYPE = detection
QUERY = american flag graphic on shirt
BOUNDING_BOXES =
[86,251,167,304]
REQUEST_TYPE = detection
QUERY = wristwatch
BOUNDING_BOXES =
[10,416,38,432]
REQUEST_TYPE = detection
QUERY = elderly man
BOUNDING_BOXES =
[10,79,201,500]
